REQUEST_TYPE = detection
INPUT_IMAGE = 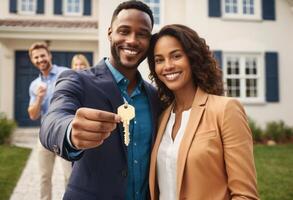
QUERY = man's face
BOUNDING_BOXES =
[30,48,52,73]
[108,9,152,72]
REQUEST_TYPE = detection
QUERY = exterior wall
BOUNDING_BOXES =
[0,41,15,119]
[0,0,292,127]
[3,0,99,20]
[98,0,123,60]
[161,0,293,127]
[0,39,98,119]
[0,0,100,121]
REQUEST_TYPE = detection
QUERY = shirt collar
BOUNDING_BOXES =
[40,64,58,79]
[105,58,143,89]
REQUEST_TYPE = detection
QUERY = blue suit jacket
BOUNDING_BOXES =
[39,59,161,200]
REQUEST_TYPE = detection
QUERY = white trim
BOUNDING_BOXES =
[63,0,83,16]
[17,0,36,15]
[223,52,265,103]
[222,0,261,20]
[0,27,99,41]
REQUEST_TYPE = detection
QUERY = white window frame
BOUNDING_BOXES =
[63,0,83,16]
[223,52,264,103]
[144,0,164,31]
[222,0,261,20]
[18,0,36,15]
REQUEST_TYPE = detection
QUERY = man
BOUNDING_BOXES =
[40,1,161,199]
[27,42,72,200]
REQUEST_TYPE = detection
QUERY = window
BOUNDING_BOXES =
[223,53,264,102]
[64,0,83,16]
[18,0,36,14]
[222,0,261,20]
[144,0,162,27]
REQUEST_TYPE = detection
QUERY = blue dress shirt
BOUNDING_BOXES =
[66,59,153,199]
[105,59,153,200]
[28,64,68,119]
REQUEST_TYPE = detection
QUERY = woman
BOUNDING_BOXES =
[148,24,259,200]
[71,54,90,70]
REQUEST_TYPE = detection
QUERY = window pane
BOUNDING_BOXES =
[144,0,160,25]
[20,0,35,12]
[243,0,254,15]
[245,57,257,75]
[227,78,240,97]
[226,57,240,75]
[225,0,238,13]
[246,78,257,97]
[66,0,81,14]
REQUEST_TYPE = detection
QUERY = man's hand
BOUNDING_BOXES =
[36,84,47,99]
[27,83,47,120]
[71,108,121,149]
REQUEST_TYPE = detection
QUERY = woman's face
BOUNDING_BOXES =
[154,35,194,93]
[73,58,87,70]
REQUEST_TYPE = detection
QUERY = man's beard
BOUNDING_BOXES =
[110,43,146,69]
[38,61,51,73]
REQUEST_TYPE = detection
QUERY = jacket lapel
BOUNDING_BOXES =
[92,59,127,157]
[176,88,208,198]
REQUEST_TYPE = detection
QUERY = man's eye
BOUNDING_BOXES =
[118,30,129,35]
[137,32,149,38]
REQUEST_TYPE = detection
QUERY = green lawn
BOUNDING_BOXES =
[254,144,293,200]
[0,144,292,200]
[0,145,31,200]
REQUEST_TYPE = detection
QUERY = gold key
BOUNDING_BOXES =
[117,103,135,146]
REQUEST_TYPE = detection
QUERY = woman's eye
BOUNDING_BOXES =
[155,58,163,64]
[173,54,182,59]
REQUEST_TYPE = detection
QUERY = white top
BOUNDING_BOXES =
[156,109,191,200]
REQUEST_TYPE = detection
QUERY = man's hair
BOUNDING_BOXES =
[111,0,154,27]
[28,42,50,58]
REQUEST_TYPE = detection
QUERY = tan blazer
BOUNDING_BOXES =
[149,88,259,200]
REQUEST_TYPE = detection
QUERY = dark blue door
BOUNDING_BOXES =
[14,51,93,127]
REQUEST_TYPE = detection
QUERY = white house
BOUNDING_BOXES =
[0,0,292,128]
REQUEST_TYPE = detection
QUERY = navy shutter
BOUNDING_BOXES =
[265,52,279,102]
[10,0,17,13]
[54,0,62,15]
[36,0,44,14]
[262,0,275,20]
[208,0,221,17]
[83,0,91,16]
[213,50,222,69]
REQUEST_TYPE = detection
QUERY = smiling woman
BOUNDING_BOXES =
[147,24,259,200]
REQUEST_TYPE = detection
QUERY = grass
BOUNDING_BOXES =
[254,144,293,200]
[0,145,31,200]
[0,144,292,200]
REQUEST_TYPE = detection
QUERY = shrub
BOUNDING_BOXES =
[264,121,292,143]
[248,117,264,143]
[0,113,17,144]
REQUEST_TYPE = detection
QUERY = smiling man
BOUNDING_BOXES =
[39,1,162,200]
[27,42,72,200]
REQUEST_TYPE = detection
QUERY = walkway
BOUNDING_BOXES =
[9,128,66,200]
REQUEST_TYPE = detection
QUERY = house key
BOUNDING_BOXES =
[117,103,135,146]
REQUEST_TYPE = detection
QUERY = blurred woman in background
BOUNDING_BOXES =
[71,54,90,70]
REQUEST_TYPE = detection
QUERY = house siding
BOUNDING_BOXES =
[0,0,292,127]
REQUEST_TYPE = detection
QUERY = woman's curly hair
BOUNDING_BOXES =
[148,24,224,108]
